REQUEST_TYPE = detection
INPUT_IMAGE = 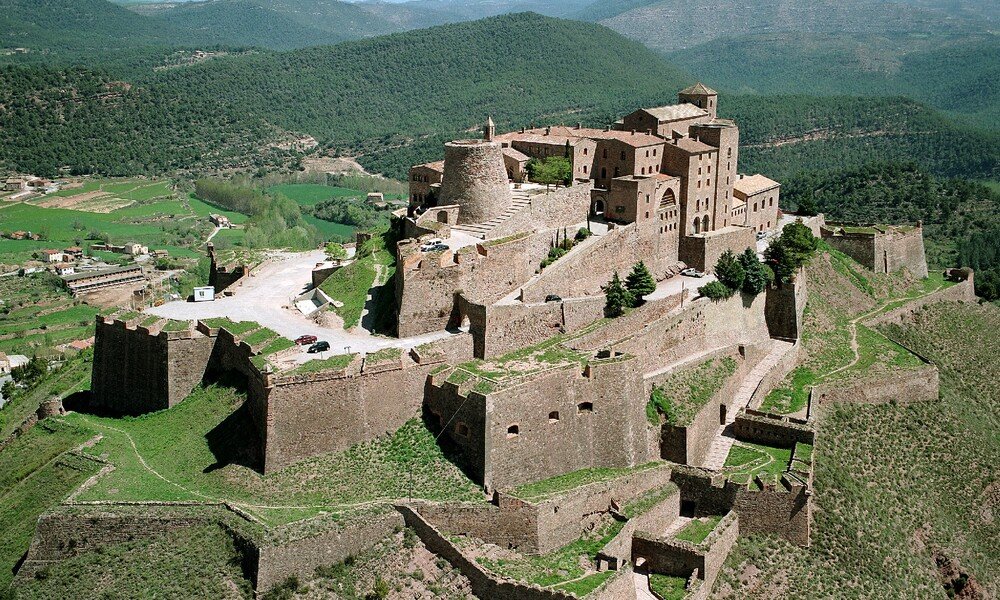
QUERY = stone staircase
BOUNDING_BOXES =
[701,340,795,471]
[452,190,532,239]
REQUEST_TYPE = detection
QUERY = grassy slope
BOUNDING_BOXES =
[13,524,253,600]
[0,419,99,589]
[65,383,479,525]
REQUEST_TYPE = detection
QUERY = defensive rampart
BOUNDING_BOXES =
[670,464,811,547]
[764,267,807,340]
[678,226,756,273]
[811,364,939,410]
[866,276,976,327]
[632,511,739,594]
[820,223,928,278]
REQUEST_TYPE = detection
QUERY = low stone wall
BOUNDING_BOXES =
[812,364,939,409]
[598,485,680,569]
[478,296,605,359]
[255,510,404,592]
[867,278,976,327]
[748,342,800,409]
[669,465,811,547]
[632,511,738,593]
[732,409,814,448]
[398,505,581,600]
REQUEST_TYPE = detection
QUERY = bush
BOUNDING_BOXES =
[575,227,592,241]
[699,280,733,300]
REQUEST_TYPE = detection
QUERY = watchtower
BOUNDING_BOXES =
[679,82,718,120]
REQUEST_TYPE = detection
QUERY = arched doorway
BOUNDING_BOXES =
[693,218,701,234]
[702,215,710,232]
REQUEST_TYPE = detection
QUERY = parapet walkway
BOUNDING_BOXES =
[701,340,795,471]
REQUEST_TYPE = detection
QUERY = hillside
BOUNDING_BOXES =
[717,295,1000,598]
[0,14,692,177]
[668,33,1000,126]
[586,0,984,52]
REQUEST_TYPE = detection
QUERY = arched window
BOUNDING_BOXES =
[702,215,710,232]
[601,167,607,179]
[548,411,560,423]
[456,422,469,437]
[620,151,626,161]
[641,167,645,175]
[603,149,608,159]
[693,218,701,234]
[507,424,519,438]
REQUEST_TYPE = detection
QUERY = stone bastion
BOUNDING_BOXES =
[439,139,513,225]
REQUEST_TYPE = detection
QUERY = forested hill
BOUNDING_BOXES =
[0,13,692,176]
[668,34,1000,126]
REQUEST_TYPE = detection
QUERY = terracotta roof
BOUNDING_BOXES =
[502,147,529,162]
[501,126,663,148]
[669,137,716,154]
[734,174,780,197]
[680,82,717,96]
[413,161,445,172]
[642,103,708,122]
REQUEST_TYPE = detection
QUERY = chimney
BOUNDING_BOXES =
[646,129,653,135]
[520,127,525,133]
[605,126,611,132]
[545,126,551,135]
[576,122,582,129]
[630,130,636,135]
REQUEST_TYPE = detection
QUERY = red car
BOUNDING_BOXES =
[295,334,318,346]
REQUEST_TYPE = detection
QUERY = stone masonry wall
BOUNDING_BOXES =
[483,357,652,493]
[866,278,976,327]
[764,268,807,340]
[478,296,605,359]
[632,511,738,592]
[812,364,939,410]
[678,226,756,272]
[732,409,815,448]
[255,511,404,592]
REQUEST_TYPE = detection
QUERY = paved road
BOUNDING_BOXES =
[146,250,459,359]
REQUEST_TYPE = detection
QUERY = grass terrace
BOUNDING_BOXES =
[622,484,679,519]
[722,441,793,489]
[511,462,661,502]
[64,383,481,525]
[674,515,723,545]
[647,355,739,426]
[474,518,623,593]
[319,230,396,329]
[648,574,689,600]
[286,353,356,375]
[199,317,260,335]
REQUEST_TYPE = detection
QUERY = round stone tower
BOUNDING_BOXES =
[439,139,513,225]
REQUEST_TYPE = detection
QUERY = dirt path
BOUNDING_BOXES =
[819,282,944,382]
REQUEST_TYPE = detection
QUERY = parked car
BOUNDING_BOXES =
[756,231,768,240]
[420,239,449,252]
[680,268,705,278]
[295,335,317,346]
[307,341,331,354]
[545,294,562,303]
[433,244,450,251]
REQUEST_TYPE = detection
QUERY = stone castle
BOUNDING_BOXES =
[14,84,959,599]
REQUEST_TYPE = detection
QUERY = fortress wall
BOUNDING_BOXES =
[519,219,674,304]
[569,292,684,353]
[657,348,753,466]
[485,183,593,242]
[670,466,811,547]
[732,483,810,547]
[409,499,541,554]
[598,488,680,569]
[484,358,652,493]
[812,364,939,409]
[765,269,807,340]
[262,359,433,473]
[91,317,217,415]
[479,296,604,359]
[425,378,489,485]
[732,410,814,448]
[397,505,585,600]
[255,511,404,593]
[632,511,738,590]
[531,464,675,554]
[748,342,800,409]
[867,277,976,327]
[881,227,928,278]
[678,227,756,273]
[821,230,877,271]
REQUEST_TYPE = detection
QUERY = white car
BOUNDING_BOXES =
[419,238,445,252]
[680,268,705,278]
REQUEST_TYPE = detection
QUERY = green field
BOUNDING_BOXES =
[0,179,227,265]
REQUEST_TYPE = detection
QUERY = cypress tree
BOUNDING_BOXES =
[625,261,656,305]
[605,271,632,317]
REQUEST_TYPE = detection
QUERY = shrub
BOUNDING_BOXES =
[699,281,733,300]
[575,227,592,241]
